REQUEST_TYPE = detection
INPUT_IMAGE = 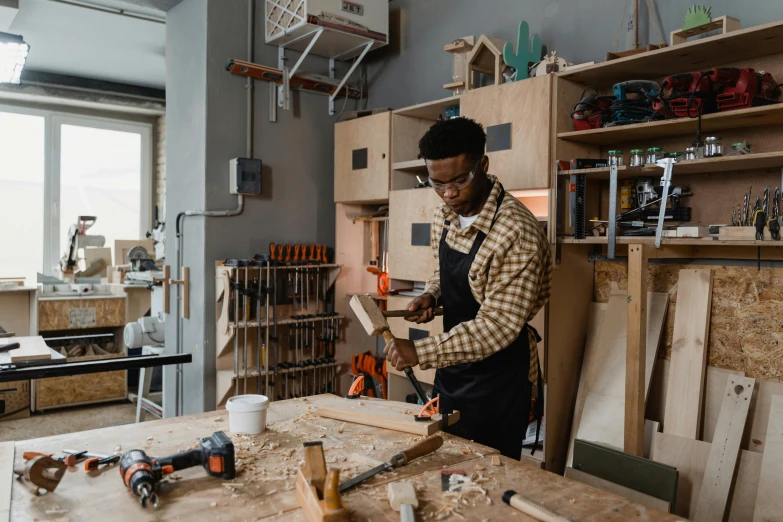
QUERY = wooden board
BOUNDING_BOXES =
[316,395,458,436]
[693,376,755,522]
[650,431,762,521]
[571,292,668,457]
[34,353,127,410]
[0,289,35,337]
[720,226,773,241]
[664,269,713,439]
[38,297,126,331]
[746,379,783,452]
[3,337,51,362]
[753,394,783,521]
[0,442,12,522]
[565,467,671,513]
[334,111,391,203]
[113,239,154,266]
[626,244,648,456]
[388,188,441,282]
[0,380,30,421]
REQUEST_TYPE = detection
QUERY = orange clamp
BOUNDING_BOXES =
[320,245,328,263]
[309,244,316,261]
[269,243,277,261]
[294,244,301,262]
[415,397,439,420]
[345,375,364,399]
[285,245,292,263]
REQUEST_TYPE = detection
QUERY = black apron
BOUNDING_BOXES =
[432,189,536,460]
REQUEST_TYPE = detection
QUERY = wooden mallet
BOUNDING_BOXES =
[348,294,429,404]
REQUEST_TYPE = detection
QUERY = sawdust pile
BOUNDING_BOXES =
[595,263,783,380]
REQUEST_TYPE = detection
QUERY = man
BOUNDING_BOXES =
[383,117,552,459]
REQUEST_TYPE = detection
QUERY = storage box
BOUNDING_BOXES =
[0,380,30,421]
[334,112,391,203]
[388,189,442,282]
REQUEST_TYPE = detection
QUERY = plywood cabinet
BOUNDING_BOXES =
[461,75,553,190]
[334,112,391,203]
[388,188,442,282]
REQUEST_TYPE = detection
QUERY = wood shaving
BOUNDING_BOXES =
[338,423,345,433]
[210,501,218,507]
[214,417,224,422]
[358,401,365,406]
[490,455,501,466]
[460,448,472,455]
[269,442,280,450]
[45,509,68,515]
[113,445,121,452]
[266,489,277,495]
[474,465,485,472]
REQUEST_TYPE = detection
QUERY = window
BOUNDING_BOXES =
[0,106,152,284]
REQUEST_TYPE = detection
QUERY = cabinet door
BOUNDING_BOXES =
[461,75,552,190]
[334,112,391,203]
[388,188,442,282]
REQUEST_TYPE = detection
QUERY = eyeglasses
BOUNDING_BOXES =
[428,157,481,194]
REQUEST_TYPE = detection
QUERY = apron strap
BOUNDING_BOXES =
[527,323,544,457]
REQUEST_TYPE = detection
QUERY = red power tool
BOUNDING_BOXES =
[571,88,614,130]
[119,431,235,509]
[654,71,716,118]
[715,67,781,111]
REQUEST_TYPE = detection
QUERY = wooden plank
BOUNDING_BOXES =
[663,269,713,439]
[572,292,668,458]
[650,431,762,520]
[392,95,461,120]
[0,442,12,522]
[315,395,459,436]
[3,336,51,362]
[625,244,648,456]
[753,394,783,521]
[693,376,755,521]
[565,467,671,513]
[746,379,783,453]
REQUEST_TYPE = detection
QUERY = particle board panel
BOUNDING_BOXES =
[3,337,50,363]
[569,292,668,461]
[390,114,433,165]
[1,441,12,522]
[650,431,762,521]
[662,269,713,439]
[565,467,671,513]
[38,297,126,331]
[693,376,755,522]
[334,111,391,203]
[388,189,441,282]
[595,263,783,383]
[0,380,29,422]
[753,394,783,522]
[315,395,458,436]
[461,75,553,190]
[34,353,127,410]
[0,290,35,337]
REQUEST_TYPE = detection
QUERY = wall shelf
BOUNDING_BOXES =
[393,95,461,120]
[558,19,783,85]
[559,151,783,180]
[557,104,783,145]
[392,159,427,171]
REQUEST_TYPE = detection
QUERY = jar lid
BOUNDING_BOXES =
[630,149,644,153]
[732,142,749,147]
[608,149,622,154]
[668,152,683,157]
[685,147,696,152]
[704,136,719,142]
[647,147,663,152]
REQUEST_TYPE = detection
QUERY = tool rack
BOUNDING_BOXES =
[552,20,783,457]
[214,261,343,406]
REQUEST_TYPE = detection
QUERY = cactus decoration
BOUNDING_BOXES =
[502,21,542,81]
[683,5,712,30]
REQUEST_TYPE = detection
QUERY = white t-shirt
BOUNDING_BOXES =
[458,214,479,229]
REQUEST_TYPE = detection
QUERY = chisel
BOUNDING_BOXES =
[339,436,443,493]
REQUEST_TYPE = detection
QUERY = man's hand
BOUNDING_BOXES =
[383,338,419,371]
[405,293,437,324]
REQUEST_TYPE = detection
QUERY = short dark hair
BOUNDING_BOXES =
[418,117,486,162]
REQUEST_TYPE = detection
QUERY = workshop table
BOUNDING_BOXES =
[5,395,680,521]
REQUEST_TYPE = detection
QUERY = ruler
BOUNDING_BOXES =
[654,158,674,248]
[608,165,618,259]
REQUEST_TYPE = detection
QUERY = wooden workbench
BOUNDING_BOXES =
[6,395,680,521]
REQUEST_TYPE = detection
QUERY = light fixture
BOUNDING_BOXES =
[0,31,29,84]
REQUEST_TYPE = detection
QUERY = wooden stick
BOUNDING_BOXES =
[382,308,443,318]
[625,244,647,456]
[502,490,571,522]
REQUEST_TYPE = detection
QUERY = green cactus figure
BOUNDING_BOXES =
[503,21,542,81]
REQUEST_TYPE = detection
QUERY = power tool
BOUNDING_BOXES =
[119,431,235,509]
[715,67,781,111]
[571,87,614,130]
[606,80,662,126]
[654,71,716,118]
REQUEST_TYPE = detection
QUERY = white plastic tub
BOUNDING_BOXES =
[226,394,269,435]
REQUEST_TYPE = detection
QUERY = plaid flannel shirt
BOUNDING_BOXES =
[413,176,552,383]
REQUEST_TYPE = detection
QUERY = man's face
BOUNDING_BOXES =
[426,153,489,217]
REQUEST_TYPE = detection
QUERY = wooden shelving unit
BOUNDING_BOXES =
[392,159,427,172]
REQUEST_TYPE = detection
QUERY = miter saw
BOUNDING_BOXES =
[125,246,162,285]
[60,216,105,273]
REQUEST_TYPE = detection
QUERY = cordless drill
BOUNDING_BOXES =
[120,431,235,509]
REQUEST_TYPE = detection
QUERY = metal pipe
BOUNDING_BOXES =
[233,268,239,398]
[247,0,255,157]
[264,260,271,396]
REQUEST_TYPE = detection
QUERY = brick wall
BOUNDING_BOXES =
[154,115,166,211]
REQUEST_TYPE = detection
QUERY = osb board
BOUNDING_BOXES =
[38,297,126,331]
[0,290,34,337]
[595,263,783,381]
[388,188,441,282]
[10,395,497,522]
[0,380,29,421]
[34,354,126,410]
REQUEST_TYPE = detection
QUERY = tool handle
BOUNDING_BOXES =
[755,210,767,240]
[402,366,429,405]
[22,451,50,460]
[309,244,316,261]
[381,329,394,343]
[269,243,276,261]
[398,435,443,465]
[0,342,20,352]
[503,490,571,522]
[156,447,205,474]
[285,245,292,263]
[383,308,443,318]
[324,468,344,512]
[320,245,328,263]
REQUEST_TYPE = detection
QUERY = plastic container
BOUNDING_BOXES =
[646,147,665,163]
[608,150,623,166]
[667,151,684,163]
[226,394,269,434]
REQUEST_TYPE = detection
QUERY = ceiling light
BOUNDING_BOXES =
[0,32,29,84]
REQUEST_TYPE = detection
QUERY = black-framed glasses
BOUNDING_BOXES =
[428,157,482,194]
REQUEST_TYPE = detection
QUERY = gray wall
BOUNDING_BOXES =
[367,0,783,109]
[165,0,336,415]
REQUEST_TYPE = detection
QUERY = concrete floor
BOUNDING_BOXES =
[0,402,137,442]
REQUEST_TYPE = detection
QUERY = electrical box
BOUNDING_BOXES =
[229,158,262,195]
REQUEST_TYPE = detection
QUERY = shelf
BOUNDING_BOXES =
[559,151,783,180]
[559,237,783,247]
[557,104,783,145]
[393,159,427,171]
[393,95,461,120]
[558,20,783,85]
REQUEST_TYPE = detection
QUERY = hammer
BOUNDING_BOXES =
[349,294,429,405]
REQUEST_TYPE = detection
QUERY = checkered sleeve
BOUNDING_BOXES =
[415,227,547,369]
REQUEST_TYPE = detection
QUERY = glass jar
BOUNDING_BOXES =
[646,147,665,163]
[608,150,623,166]
[704,136,723,157]
[731,141,751,155]
[667,151,684,163]
[629,149,645,167]
[684,147,698,161]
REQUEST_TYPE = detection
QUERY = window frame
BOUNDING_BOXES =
[0,103,153,276]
